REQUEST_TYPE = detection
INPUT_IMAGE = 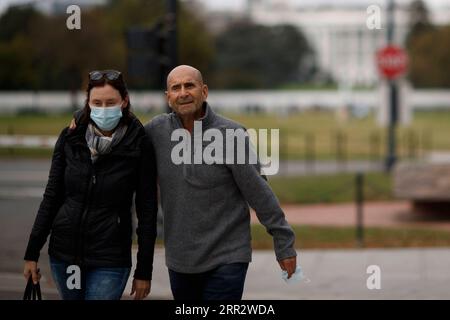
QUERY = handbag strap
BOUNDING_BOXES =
[23,270,42,300]
[23,276,33,300]
[34,282,42,300]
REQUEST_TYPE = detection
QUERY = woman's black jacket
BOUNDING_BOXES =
[24,116,158,280]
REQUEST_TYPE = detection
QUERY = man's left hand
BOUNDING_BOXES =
[278,256,297,279]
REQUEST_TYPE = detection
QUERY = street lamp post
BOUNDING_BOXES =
[385,0,398,172]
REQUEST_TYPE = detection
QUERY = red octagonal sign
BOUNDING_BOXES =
[376,45,408,80]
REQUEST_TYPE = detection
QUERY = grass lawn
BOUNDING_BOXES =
[1,109,448,160]
[268,172,392,204]
[154,224,450,249]
[0,147,53,158]
[227,110,438,160]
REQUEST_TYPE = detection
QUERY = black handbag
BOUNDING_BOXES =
[23,272,42,300]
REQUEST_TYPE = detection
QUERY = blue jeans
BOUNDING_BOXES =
[49,256,130,300]
[168,263,249,300]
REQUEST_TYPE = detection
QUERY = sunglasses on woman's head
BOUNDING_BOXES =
[89,70,122,82]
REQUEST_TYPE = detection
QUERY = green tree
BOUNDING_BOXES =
[30,9,123,90]
[0,5,40,42]
[0,5,42,89]
[0,0,215,91]
[408,26,450,88]
[405,0,450,88]
[0,35,37,89]
[211,22,314,89]
[178,6,215,82]
[406,0,434,48]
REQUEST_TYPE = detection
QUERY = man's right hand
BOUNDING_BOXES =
[69,118,77,130]
[23,260,41,284]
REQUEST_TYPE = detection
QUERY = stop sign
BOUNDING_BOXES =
[376,45,408,80]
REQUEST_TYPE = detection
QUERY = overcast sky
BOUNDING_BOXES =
[1,0,449,16]
[194,0,450,11]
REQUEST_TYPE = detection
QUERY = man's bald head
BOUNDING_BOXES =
[165,65,208,122]
[166,65,204,89]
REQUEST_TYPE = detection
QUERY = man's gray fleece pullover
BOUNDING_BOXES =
[144,103,297,273]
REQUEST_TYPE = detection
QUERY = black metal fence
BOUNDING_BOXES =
[278,128,433,163]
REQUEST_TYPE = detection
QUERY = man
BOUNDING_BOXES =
[145,65,297,300]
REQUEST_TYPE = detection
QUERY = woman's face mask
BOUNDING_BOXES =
[88,84,126,131]
[89,105,123,131]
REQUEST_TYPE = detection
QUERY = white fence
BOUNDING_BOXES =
[0,135,57,148]
[0,89,450,114]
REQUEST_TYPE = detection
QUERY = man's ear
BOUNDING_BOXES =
[202,84,208,100]
[165,91,173,109]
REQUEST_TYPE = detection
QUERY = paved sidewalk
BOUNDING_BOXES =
[4,248,448,300]
[123,247,450,300]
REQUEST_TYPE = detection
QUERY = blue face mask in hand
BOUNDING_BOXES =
[89,105,123,131]
[281,266,309,284]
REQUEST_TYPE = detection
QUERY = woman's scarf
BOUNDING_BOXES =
[85,122,128,162]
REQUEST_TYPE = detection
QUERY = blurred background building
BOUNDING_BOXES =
[199,0,450,87]
[0,0,449,111]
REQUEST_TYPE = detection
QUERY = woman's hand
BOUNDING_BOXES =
[69,118,77,130]
[130,278,151,300]
[23,260,41,284]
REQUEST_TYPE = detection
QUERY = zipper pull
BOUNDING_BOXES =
[92,175,96,184]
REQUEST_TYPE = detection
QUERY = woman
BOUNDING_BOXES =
[23,70,158,300]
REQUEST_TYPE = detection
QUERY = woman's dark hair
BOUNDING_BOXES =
[80,71,134,125]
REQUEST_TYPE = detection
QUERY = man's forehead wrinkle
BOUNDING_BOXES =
[168,77,201,88]
[167,65,204,87]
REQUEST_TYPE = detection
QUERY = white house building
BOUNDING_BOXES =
[240,0,450,86]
